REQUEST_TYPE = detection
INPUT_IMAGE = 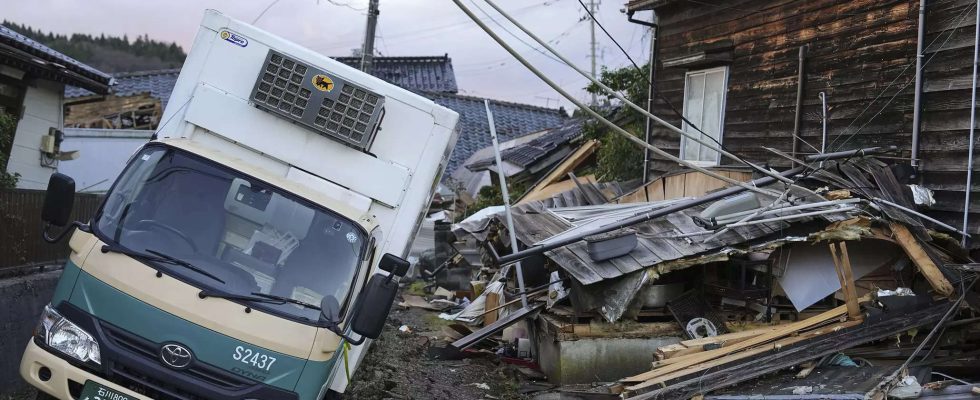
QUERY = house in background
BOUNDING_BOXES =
[335,55,568,180]
[0,24,111,189]
[625,0,980,241]
[56,54,568,195]
[64,68,179,130]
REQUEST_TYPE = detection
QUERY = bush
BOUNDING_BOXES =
[0,113,20,188]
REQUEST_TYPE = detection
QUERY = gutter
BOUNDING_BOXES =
[627,11,659,188]
[791,45,807,159]
[911,0,927,175]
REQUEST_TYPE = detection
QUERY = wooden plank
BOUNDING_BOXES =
[621,304,851,384]
[889,223,955,297]
[665,174,687,200]
[629,302,951,399]
[484,292,500,325]
[626,320,864,395]
[518,140,598,204]
[679,326,780,347]
[829,243,863,321]
[646,179,666,201]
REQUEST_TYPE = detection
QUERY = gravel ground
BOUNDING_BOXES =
[0,388,36,400]
[346,298,532,400]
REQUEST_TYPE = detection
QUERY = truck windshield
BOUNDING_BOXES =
[93,145,368,324]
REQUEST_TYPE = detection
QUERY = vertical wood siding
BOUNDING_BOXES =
[650,0,980,237]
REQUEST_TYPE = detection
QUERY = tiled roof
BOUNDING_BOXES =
[0,25,111,92]
[423,91,568,179]
[468,119,584,171]
[66,69,181,108]
[334,55,457,93]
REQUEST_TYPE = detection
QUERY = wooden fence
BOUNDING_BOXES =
[0,189,103,268]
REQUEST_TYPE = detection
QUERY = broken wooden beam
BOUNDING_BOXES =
[829,242,863,321]
[622,304,852,384]
[890,223,954,297]
[625,301,952,399]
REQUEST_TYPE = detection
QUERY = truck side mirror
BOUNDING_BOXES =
[321,254,407,344]
[350,272,398,340]
[379,253,410,277]
[42,173,75,227]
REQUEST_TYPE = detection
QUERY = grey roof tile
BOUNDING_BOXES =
[468,119,584,170]
[66,69,181,108]
[422,91,568,179]
[334,55,457,93]
[0,25,111,90]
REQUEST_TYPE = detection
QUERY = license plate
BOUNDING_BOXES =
[78,381,132,400]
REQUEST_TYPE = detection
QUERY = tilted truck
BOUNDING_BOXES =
[20,9,459,400]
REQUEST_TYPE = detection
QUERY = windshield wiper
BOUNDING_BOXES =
[250,292,321,310]
[197,290,321,311]
[143,249,225,284]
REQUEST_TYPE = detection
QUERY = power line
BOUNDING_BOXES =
[307,0,558,52]
[829,1,978,152]
[575,0,744,165]
[252,0,283,24]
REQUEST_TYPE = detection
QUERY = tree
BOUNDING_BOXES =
[579,64,650,182]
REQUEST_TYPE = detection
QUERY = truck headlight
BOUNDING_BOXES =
[35,305,101,365]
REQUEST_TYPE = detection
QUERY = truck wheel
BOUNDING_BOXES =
[322,390,343,400]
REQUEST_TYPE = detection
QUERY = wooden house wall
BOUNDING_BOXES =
[649,0,918,176]
[919,0,980,232]
[649,0,980,237]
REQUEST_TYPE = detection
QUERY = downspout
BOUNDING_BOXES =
[792,45,808,159]
[911,0,927,177]
[628,11,658,190]
[962,0,980,247]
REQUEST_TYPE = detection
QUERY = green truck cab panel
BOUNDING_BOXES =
[67,270,337,398]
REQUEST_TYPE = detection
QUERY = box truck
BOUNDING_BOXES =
[21,9,459,400]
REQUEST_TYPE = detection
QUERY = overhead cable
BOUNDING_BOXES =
[481,0,793,185]
[454,0,783,199]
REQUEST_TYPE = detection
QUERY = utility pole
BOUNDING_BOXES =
[360,0,380,74]
[588,0,598,105]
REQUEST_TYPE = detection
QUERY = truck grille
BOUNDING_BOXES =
[251,50,385,151]
[101,322,253,396]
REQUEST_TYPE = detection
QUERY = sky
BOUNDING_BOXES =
[3,0,654,110]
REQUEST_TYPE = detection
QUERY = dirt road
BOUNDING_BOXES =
[346,301,531,400]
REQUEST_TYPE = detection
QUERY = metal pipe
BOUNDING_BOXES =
[641,12,659,187]
[721,207,858,228]
[495,147,890,264]
[454,0,782,199]
[819,92,828,153]
[479,0,793,186]
[911,0,927,174]
[792,45,807,159]
[485,99,529,309]
[872,197,971,238]
[963,0,980,247]
[712,198,863,224]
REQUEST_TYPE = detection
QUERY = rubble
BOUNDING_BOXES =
[381,147,979,399]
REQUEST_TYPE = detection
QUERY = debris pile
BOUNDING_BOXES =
[398,148,979,398]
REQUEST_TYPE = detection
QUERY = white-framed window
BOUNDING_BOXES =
[680,66,729,166]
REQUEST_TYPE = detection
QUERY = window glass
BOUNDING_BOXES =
[681,67,728,164]
[95,146,367,324]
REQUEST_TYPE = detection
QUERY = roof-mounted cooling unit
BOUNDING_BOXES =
[250,50,385,151]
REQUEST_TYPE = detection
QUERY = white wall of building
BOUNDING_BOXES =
[5,79,64,190]
[58,128,152,193]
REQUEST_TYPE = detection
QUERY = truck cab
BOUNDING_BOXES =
[20,10,459,400]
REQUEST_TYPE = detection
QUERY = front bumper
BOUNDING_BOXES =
[21,339,150,400]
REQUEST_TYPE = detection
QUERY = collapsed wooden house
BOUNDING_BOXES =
[625,0,980,244]
[64,69,179,130]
